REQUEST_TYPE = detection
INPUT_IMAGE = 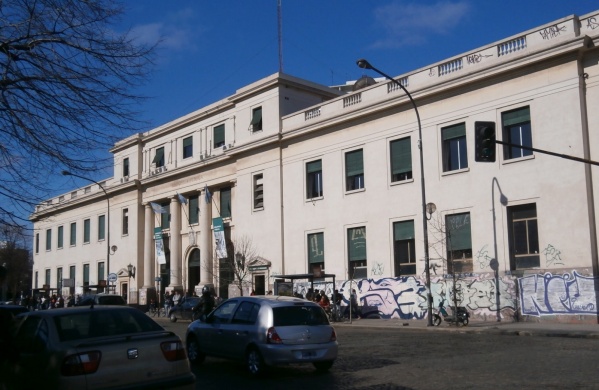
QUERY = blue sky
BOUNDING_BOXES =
[119,0,599,129]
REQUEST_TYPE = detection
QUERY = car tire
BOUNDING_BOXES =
[461,316,469,326]
[246,347,266,376]
[186,337,205,365]
[432,314,442,326]
[169,313,177,323]
[313,360,334,372]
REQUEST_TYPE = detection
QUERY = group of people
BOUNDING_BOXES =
[11,294,81,311]
[303,288,361,319]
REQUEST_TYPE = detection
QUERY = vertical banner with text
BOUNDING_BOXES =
[213,217,227,259]
[154,227,166,264]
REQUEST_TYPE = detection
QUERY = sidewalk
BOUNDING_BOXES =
[332,318,599,339]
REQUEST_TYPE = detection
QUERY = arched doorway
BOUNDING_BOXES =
[188,248,201,294]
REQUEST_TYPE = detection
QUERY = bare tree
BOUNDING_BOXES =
[0,0,155,226]
[0,224,31,302]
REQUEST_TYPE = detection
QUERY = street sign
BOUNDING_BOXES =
[107,273,118,283]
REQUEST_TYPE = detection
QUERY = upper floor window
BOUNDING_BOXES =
[152,147,165,168]
[251,106,263,132]
[220,187,231,219]
[57,267,63,290]
[35,233,39,254]
[123,157,130,177]
[98,262,105,284]
[393,220,415,276]
[348,226,367,279]
[502,106,532,160]
[214,124,225,148]
[390,137,412,182]
[83,264,90,286]
[442,123,467,172]
[160,203,170,229]
[253,174,264,209]
[45,269,51,286]
[185,196,198,224]
[446,212,472,273]
[45,229,52,251]
[345,149,364,191]
[306,160,323,199]
[307,232,324,274]
[70,222,77,246]
[508,203,539,270]
[183,136,193,159]
[57,226,64,249]
[83,219,91,244]
[98,215,106,241]
[122,208,129,235]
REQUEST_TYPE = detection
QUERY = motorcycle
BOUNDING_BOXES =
[432,299,470,326]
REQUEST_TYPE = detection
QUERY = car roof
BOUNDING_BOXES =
[17,305,136,318]
[228,295,319,308]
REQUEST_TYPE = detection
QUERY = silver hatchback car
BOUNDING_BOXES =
[185,295,338,375]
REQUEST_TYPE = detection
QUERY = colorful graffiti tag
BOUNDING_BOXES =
[518,271,598,316]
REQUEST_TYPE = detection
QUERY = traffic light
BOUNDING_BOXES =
[475,121,496,162]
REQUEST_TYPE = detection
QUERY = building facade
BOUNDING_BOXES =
[31,11,599,322]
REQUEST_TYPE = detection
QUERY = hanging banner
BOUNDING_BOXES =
[154,227,166,264]
[213,217,227,259]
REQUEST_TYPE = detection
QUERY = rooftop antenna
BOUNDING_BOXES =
[278,0,283,73]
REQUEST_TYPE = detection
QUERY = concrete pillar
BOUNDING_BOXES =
[199,187,213,285]
[169,196,183,291]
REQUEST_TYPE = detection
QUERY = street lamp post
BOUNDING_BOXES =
[127,263,135,305]
[356,59,434,326]
[62,170,111,291]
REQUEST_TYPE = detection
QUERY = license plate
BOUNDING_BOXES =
[302,351,316,358]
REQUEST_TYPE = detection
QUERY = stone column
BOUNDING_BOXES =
[143,203,154,288]
[169,196,183,291]
[199,187,213,285]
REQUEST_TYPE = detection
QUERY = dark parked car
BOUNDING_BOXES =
[2,306,195,389]
[169,297,201,322]
[75,293,126,306]
[186,296,338,376]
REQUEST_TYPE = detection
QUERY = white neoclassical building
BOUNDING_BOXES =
[31,10,599,323]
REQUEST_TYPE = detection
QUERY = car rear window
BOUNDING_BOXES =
[54,309,164,341]
[273,306,329,326]
[97,295,126,305]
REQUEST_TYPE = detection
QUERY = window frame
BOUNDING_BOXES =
[83,219,91,244]
[250,106,263,132]
[502,106,532,160]
[182,136,193,159]
[345,149,365,192]
[507,203,540,270]
[57,226,64,249]
[347,226,367,279]
[70,222,77,246]
[213,124,225,148]
[220,187,232,219]
[307,232,325,273]
[122,208,129,236]
[393,220,416,276]
[441,122,468,172]
[188,196,199,224]
[98,215,106,241]
[390,137,413,183]
[253,173,264,210]
[45,229,52,251]
[306,159,323,199]
[445,212,473,274]
[152,147,165,168]
[123,157,130,177]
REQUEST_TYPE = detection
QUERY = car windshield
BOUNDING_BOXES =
[97,295,125,305]
[273,306,329,326]
[53,309,164,341]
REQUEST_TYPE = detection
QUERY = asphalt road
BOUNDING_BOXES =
[158,318,599,389]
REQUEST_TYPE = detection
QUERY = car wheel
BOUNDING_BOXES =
[246,347,266,376]
[169,313,177,323]
[432,314,442,326]
[313,360,334,371]
[186,336,205,365]
[461,316,469,326]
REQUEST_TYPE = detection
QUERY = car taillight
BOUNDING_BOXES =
[161,340,187,361]
[266,327,283,344]
[330,328,337,342]
[61,351,102,376]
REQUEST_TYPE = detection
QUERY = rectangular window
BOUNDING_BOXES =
[508,203,540,269]
[345,149,364,191]
[348,227,367,279]
[45,269,51,286]
[393,220,416,276]
[83,264,90,286]
[214,124,225,148]
[183,136,193,159]
[446,212,473,273]
[98,215,105,241]
[502,106,532,160]
[57,267,63,290]
[189,196,199,224]
[83,219,90,244]
[306,160,323,199]
[160,203,170,229]
[123,157,130,177]
[442,123,468,172]
[57,226,64,249]
[307,232,325,272]
[220,187,232,218]
[152,147,165,167]
[390,137,413,182]
[251,107,263,132]
[253,173,264,209]
[69,265,76,281]
[35,233,39,254]
[122,208,129,235]
[70,222,76,246]
[46,229,52,251]
[98,262,105,283]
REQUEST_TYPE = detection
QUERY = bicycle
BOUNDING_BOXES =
[147,303,165,317]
